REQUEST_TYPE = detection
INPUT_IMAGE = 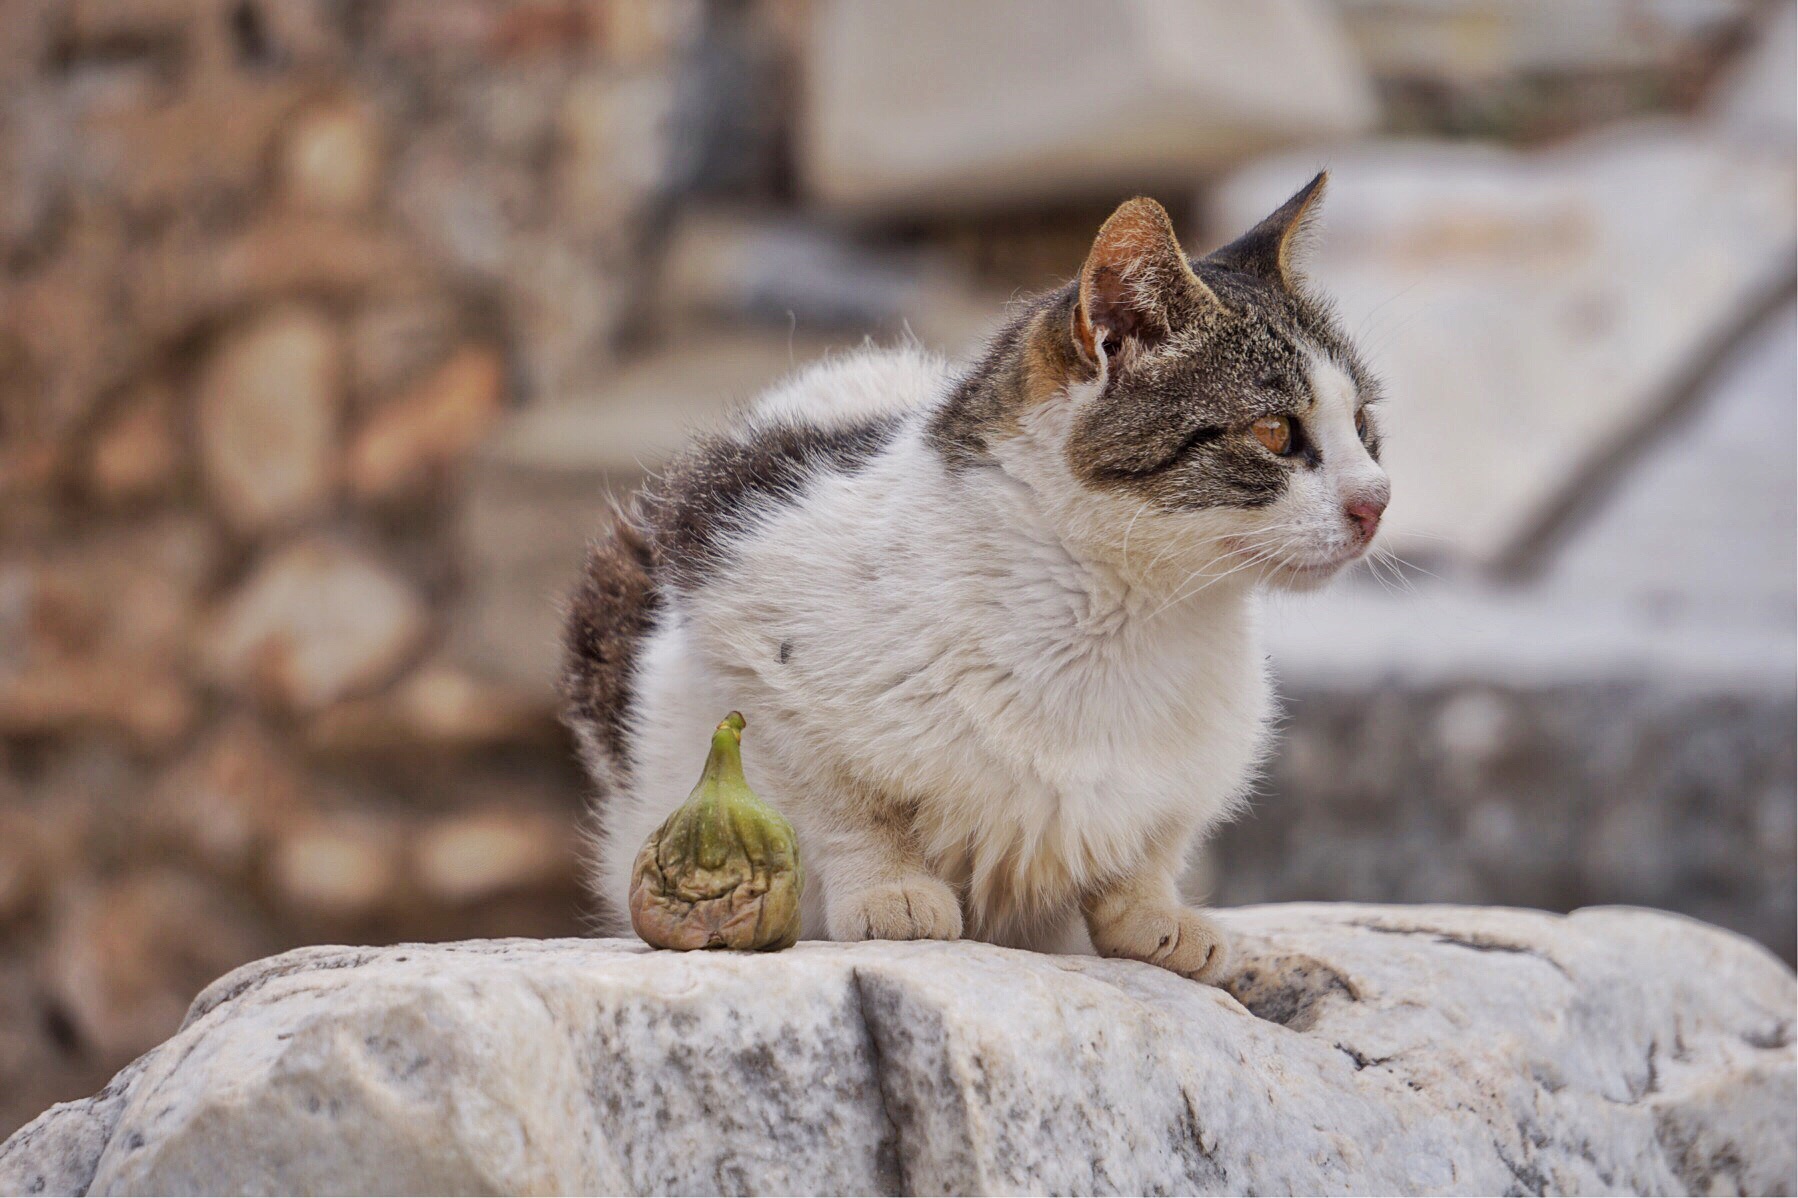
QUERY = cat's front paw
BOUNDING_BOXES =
[828,875,963,942]
[1090,904,1231,984]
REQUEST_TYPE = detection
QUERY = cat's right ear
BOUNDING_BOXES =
[1074,197,1218,368]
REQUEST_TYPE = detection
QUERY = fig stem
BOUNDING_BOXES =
[699,712,748,792]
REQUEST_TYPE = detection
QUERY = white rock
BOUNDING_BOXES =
[269,818,401,921]
[279,97,382,216]
[412,810,569,905]
[1209,123,1797,570]
[196,306,342,534]
[2,905,1791,1195]
[1709,1,1797,148]
[1334,0,1753,84]
[202,540,427,712]
[802,0,1376,215]
[347,344,505,501]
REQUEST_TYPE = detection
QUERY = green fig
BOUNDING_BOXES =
[628,712,804,950]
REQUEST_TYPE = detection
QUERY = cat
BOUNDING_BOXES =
[562,175,1387,982]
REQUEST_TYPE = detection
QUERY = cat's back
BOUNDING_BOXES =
[560,343,950,785]
[751,342,951,429]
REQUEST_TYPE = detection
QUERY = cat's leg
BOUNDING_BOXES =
[819,804,962,942]
[1082,836,1230,983]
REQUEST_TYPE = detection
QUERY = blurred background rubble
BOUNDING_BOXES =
[0,0,1791,1135]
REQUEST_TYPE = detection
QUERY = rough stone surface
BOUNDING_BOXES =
[803,0,1376,214]
[348,346,506,501]
[202,541,428,712]
[2,905,1792,1196]
[1336,0,1751,84]
[413,810,571,906]
[1212,685,1797,964]
[1712,1,1797,146]
[269,817,402,923]
[278,97,383,216]
[82,384,182,506]
[42,871,272,1065]
[302,662,551,756]
[196,306,343,534]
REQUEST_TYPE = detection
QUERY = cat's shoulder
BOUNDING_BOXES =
[641,343,948,589]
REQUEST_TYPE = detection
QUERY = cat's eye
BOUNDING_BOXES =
[1252,415,1293,456]
[1355,408,1368,439]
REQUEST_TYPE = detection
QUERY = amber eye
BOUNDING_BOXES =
[1252,415,1294,456]
[1355,408,1368,439]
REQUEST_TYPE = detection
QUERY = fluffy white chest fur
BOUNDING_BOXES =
[592,349,1273,951]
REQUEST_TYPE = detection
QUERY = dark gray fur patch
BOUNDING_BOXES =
[560,412,901,779]
[925,296,1057,469]
[561,511,659,767]
[643,414,903,590]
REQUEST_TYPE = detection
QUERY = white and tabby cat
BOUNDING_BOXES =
[563,176,1388,981]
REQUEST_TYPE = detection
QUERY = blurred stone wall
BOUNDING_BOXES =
[0,0,734,1135]
[0,0,1788,1138]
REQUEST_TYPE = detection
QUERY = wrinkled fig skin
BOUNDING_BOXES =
[629,712,804,950]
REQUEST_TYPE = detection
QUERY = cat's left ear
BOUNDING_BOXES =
[1205,171,1328,291]
[1074,197,1218,367]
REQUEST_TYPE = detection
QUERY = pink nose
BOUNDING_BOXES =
[1345,495,1386,543]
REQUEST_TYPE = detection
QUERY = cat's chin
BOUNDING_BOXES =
[1263,551,1361,593]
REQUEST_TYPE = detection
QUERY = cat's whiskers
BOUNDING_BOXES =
[1147,516,1306,582]
[1377,547,1420,594]
[1148,524,1303,618]
[1379,545,1442,581]
[1164,543,1289,613]
[1351,283,1420,344]
[1118,500,1153,577]
[1361,549,1409,596]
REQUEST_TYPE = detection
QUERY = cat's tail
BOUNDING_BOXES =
[560,499,661,838]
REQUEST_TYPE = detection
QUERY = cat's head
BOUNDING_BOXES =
[950,177,1388,597]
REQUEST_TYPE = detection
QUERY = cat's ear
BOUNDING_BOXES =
[1206,171,1327,291]
[1074,197,1218,367]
